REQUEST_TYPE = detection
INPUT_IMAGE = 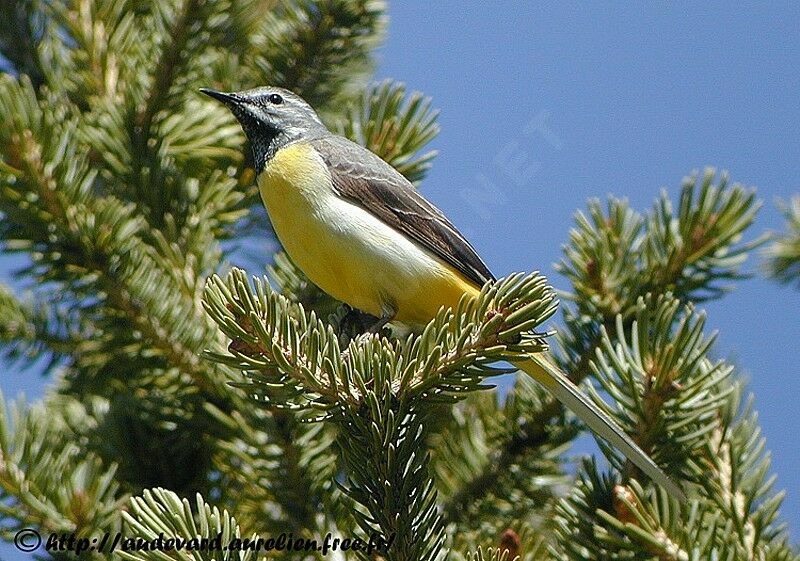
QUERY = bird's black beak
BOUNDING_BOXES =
[199,88,240,105]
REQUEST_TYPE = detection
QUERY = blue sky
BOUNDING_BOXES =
[1,2,798,559]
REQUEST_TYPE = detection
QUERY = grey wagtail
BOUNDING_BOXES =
[201,86,685,500]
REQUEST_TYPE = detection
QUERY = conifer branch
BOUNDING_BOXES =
[134,0,202,151]
[765,195,800,288]
[590,294,733,484]
[550,301,794,560]
[0,284,85,372]
[206,403,339,538]
[0,392,126,540]
[0,75,228,398]
[441,169,763,533]
[203,269,556,410]
[120,488,257,561]
[203,268,557,559]
[701,389,795,559]
[0,285,38,360]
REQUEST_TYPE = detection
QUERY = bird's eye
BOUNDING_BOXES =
[268,93,284,105]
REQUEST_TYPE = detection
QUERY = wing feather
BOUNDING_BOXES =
[311,136,495,287]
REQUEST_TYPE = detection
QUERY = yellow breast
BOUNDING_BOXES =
[258,142,480,325]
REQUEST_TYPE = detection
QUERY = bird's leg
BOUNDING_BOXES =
[341,306,396,362]
[365,308,395,334]
[366,301,397,334]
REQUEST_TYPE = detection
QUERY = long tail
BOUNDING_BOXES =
[512,353,686,501]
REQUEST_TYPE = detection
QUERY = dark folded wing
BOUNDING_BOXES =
[310,135,495,287]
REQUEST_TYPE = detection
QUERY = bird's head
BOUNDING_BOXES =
[200,86,327,172]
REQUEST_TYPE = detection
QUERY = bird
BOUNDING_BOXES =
[201,85,685,500]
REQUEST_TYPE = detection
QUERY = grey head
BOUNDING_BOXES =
[200,86,329,173]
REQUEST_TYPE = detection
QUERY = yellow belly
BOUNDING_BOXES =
[257,142,481,324]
